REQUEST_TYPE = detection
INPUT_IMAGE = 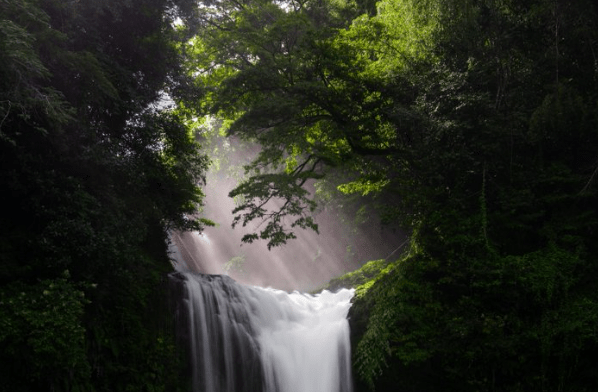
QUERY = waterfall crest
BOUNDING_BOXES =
[172,271,354,392]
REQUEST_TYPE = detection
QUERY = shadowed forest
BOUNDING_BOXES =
[1,0,597,391]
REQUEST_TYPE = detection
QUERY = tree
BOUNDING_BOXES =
[184,0,598,390]
[337,0,598,390]
[1,0,209,390]
[183,0,422,247]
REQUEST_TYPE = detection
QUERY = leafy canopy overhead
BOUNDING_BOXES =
[183,2,598,389]
[184,0,444,247]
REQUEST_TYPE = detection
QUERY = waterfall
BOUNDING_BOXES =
[171,271,354,392]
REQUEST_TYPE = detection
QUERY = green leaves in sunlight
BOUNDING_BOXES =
[180,0,420,245]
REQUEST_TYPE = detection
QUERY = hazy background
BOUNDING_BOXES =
[168,130,405,291]
[171,171,404,291]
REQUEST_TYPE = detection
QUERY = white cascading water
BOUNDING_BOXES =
[173,271,354,392]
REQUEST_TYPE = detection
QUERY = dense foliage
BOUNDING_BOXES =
[185,0,598,390]
[0,0,208,390]
[3,0,598,390]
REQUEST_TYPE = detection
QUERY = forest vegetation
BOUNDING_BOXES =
[183,0,598,390]
[1,0,208,390]
[2,0,598,391]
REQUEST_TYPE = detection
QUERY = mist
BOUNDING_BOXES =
[171,136,405,292]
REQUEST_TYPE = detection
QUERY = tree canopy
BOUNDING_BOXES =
[2,0,598,390]
[1,0,209,390]
[182,0,598,390]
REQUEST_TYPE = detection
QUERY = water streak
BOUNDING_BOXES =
[174,272,354,392]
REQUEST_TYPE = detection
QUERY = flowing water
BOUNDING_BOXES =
[171,271,354,392]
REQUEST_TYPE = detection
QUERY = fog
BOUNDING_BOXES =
[171,136,405,291]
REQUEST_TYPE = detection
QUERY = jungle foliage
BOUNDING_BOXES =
[2,0,598,390]
[0,0,208,390]
[185,0,598,390]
